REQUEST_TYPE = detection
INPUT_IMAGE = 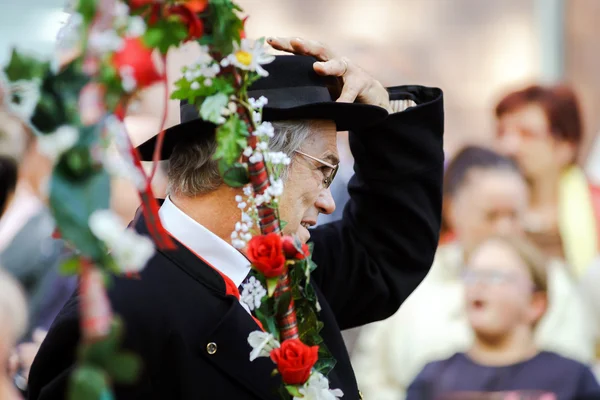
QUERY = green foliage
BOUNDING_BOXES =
[219,160,249,187]
[213,113,248,166]
[68,364,108,400]
[142,17,189,55]
[30,61,89,134]
[49,167,110,262]
[4,49,50,82]
[71,318,141,400]
[201,0,244,55]
[171,75,235,105]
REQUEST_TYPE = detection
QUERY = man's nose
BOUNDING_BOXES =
[315,187,336,215]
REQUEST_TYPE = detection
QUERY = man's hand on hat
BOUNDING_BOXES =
[267,37,392,113]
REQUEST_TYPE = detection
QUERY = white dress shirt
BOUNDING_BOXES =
[158,196,252,313]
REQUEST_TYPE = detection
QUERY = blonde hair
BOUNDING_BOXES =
[483,235,549,293]
[0,268,28,344]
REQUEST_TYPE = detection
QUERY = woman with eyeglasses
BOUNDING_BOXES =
[351,146,595,400]
[406,236,600,400]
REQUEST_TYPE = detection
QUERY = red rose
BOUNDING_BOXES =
[111,37,163,89]
[168,4,204,40]
[282,236,309,260]
[270,339,318,385]
[247,233,286,278]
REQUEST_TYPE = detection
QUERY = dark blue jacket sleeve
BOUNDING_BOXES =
[310,86,444,330]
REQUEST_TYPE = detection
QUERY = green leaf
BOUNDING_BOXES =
[214,114,248,166]
[4,49,50,82]
[285,385,302,397]
[275,290,292,316]
[68,364,108,400]
[49,168,110,261]
[60,257,81,276]
[266,277,278,297]
[104,353,141,384]
[314,344,337,376]
[78,318,123,365]
[200,93,229,124]
[142,18,188,54]
[219,160,249,187]
[77,0,99,24]
[254,308,278,339]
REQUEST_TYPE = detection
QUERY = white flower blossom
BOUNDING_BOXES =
[127,16,146,37]
[243,146,253,157]
[240,276,267,312]
[225,39,275,77]
[247,330,280,361]
[267,178,284,197]
[200,93,229,124]
[249,152,263,163]
[249,96,268,109]
[89,29,124,53]
[204,78,213,86]
[103,151,146,191]
[237,202,247,209]
[235,195,243,203]
[243,186,253,197]
[38,125,78,161]
[89,209,155,273]
[232,239,246,249]
[257,141,268,151]
[119,66,137,92]
[252,111,262,124]
[254,121,274,138]
[294,372,344,400]
[264,151,291,165]
[190,81,200,90]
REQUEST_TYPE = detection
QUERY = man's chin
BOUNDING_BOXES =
[297,225,311,244]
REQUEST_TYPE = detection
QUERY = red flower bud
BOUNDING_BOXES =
[282,236,310,260]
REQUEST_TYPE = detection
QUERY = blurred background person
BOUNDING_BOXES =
[0,109,75,340]
[406,236,600,400]
[0,268,28,400]
[494,84,597,279]
[351,146,595,399]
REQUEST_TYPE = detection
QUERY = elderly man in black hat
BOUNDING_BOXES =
[28,38,444,400]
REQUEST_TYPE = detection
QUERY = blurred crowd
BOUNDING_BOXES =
[347,84,600,399]
[1,39,600,400]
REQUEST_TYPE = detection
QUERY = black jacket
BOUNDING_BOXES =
[28,85,444,400]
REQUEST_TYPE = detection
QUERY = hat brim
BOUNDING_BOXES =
[136,102,388,161]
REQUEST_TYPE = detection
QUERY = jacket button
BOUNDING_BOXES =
[207,342,217,355]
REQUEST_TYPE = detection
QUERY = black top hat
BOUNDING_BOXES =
[136,55,388,161]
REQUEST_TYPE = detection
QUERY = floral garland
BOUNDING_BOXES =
[2,0,341,399]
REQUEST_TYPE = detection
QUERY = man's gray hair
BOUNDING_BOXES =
[167,121,314,196]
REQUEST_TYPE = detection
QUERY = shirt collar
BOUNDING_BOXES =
[158,196,250,288]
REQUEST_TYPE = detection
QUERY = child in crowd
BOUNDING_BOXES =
[407,236,600,400]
